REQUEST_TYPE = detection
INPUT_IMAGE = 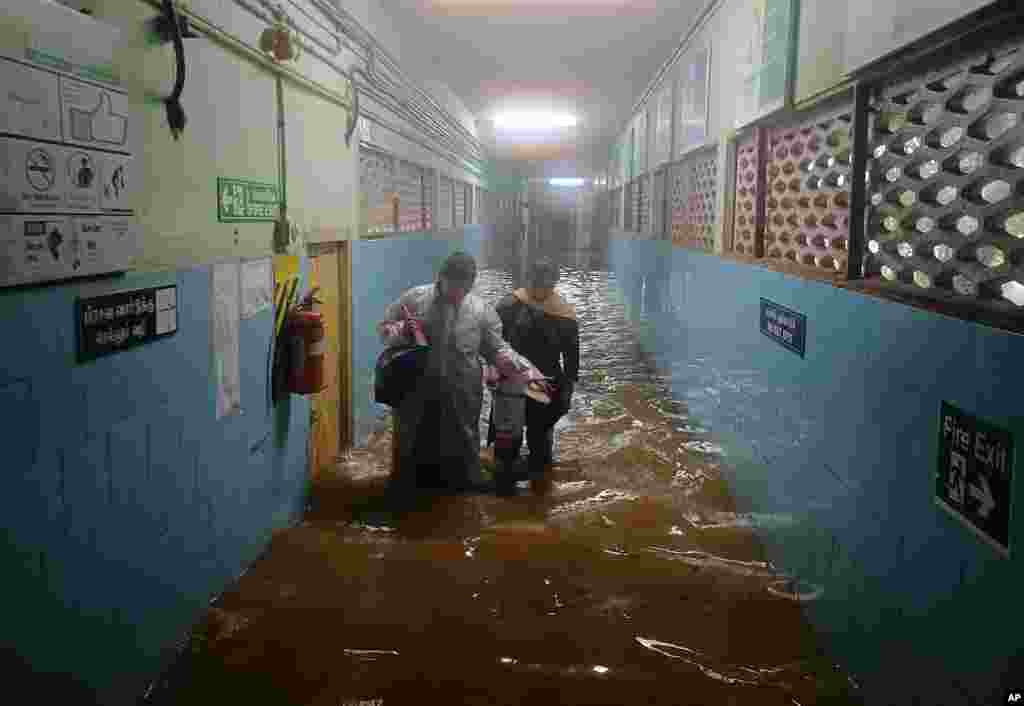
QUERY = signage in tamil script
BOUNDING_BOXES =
[217,177,280,222]
[759,298,806,357]
[77,284,178,362]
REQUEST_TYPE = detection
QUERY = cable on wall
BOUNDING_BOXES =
[160,0,188,140]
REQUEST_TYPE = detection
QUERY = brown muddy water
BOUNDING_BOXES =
[147,265,861,705]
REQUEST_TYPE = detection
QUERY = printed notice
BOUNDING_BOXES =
[241,258,273,319]
[0,51,136,288]
[0,59,61,141]
[212,261,241,419]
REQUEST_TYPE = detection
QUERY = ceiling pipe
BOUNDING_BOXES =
[352,66,483,164]
[232,0,484,163]
[304,0,484,152]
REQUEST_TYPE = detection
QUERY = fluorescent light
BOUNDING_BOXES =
[493,111,577,130]
[549,178,585,187]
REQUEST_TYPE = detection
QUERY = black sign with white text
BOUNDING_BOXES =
[760,298,806,357]
[76,285,178,362]
[936,402,1014,556]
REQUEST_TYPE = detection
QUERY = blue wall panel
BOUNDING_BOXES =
[0,262,311,703]
[607,238,1024,703]
[350,226,491,446]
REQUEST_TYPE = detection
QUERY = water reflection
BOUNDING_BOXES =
[151,241,860,706]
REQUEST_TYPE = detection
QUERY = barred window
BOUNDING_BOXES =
[360,148,396,236]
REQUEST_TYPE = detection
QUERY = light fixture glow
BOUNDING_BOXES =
[493,111,578,130]
[549,178,585,187]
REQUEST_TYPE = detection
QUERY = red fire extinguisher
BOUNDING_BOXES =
[285,288,326,395]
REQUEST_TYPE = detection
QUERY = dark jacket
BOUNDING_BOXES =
[494,289,580,387]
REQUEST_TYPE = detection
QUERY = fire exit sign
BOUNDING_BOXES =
[217,177,279,222]
[935,402,1014,557]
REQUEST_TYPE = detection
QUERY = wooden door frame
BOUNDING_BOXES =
[307,241,354,466]
[337,239,353,452]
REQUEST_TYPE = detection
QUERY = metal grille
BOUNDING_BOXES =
[765,105,854,273]
[638,174,650,232]
[652,168,667,239]
[863,44,1024,310]
[624,182,635,230]
[439,176,453,229]
[454,180,467,225]
[670,144,719,251]
[395,159,425,232]
[360,148,396,235]
[731,129,767,256]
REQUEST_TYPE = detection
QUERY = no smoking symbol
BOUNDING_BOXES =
[26,148,55,192]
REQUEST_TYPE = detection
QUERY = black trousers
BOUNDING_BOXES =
[495,393,566,476]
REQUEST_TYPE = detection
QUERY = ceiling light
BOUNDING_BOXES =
[549,178,584,187]
[493,111,577,130]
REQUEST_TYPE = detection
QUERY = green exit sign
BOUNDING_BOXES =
[217,177,280,222]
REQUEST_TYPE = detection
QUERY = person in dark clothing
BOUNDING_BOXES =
[379,252,549,495]
[488,259,580,493]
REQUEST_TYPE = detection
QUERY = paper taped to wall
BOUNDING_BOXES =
[241,258,272,319]
[213,261,241,419]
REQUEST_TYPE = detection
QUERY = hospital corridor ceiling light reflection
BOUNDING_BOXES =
[492,111,579,130]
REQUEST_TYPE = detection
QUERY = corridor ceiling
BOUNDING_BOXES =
[378,0,707,174]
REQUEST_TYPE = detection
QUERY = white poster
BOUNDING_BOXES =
[0,59,61,141]
[212,261,241,420]
[241,258,273,319]
[0,43,136,288]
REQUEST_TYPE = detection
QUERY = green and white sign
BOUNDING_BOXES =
[217,178,280,223]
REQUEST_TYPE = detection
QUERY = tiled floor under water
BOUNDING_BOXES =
[148,265,861,705]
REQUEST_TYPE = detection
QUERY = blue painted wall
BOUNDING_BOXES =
[0,263,311,704]
[350,226,489,446]
[607,237,1023,704]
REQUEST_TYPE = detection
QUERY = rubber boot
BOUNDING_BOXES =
[494,451,520,497]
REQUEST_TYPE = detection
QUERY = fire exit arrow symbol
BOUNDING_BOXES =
[969,474,996,519]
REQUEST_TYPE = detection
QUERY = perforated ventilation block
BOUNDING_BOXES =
[766,106,854,275]
[864,43,1024,310]
[731,128,766,256]
[671,145,719,251]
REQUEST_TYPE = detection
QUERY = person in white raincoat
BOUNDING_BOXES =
[378,252,549,493]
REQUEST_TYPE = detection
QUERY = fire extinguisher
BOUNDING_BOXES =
[285,288,326,395]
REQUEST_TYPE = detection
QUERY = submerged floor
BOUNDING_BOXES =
[147,265,862,705]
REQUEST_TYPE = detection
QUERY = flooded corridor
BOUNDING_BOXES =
[149,262,861,706]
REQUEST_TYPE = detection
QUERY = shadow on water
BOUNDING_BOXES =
[145,248,862,705]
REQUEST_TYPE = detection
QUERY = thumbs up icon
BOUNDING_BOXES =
[69,91,127,146]
[90,92,127,146]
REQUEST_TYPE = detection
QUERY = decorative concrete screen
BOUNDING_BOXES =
[423,172,434,230]
[439,176,453,229]
[731,128,767,256]
[396,159,426,232]
[454,179,467,226]
[360,148,396,236]
[862,43,1024,310]
[624,181,635,231]
[765,104,854,274]
[652,168,667,240]
[671,144,719,251]
[637,174,651,233]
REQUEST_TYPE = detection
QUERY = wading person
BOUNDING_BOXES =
[378,252,550,496]
[488,259,580,494]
